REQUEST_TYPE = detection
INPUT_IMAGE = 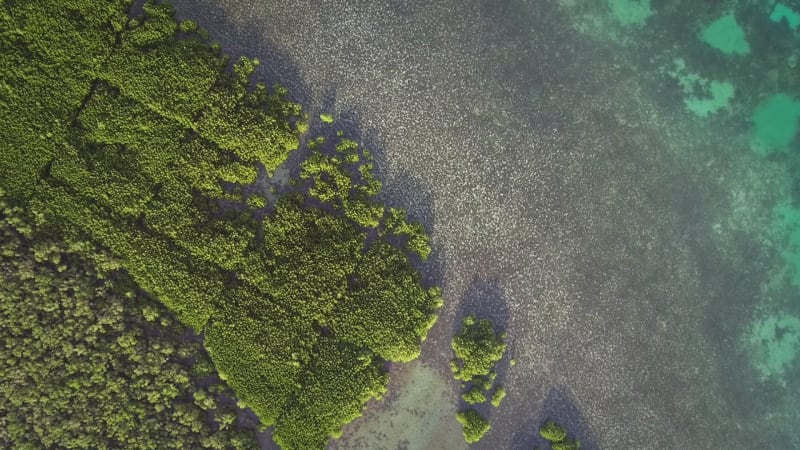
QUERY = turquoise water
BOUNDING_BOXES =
[169,0,800,448]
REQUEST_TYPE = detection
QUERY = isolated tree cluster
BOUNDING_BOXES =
[451,314,508,443]
[537,420,581,450]
[0,1,441,449]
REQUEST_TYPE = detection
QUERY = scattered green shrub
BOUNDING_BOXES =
[490,385,506,407]
[246,195,267,209]
[456,409,491,443]
[539,420,580,450]
[540,420,568,442]
[179,19,198,32]
[462,385,487,404]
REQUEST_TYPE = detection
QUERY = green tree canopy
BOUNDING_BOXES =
[451,314,507,382]
[539,420,581,450]
[490,385,507,407]
[0,1,441,448]
[0,201,257,449]
[462,385,488,404]
[456,409,491,444]
[451,314,507,443]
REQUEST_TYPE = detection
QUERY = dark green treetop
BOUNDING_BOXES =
[0,202,258,449]
[490,385,507,407]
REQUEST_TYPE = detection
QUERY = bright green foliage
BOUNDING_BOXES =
[272,337,388,449]
[490,385,506,407]
[300,138,388,229]
[308,135,326,149]
[382,207,432,260]
[329,241,442,361]
[462,384,487,404]
[456,409,491,443]
[247,195,267,209]
[539,420,580,450]
[180,18,198,32]
[451,315,507,442]
[205,290,313,426]
[0,203,257,449]
[539,420,568,442]
[320,113,335,123]
[451,315,507,382]
[473,374,494,391]
[0,1,440,449]
[0,0,128,195]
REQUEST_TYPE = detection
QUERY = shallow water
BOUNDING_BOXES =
[330,361,464,450]
[168,1,800,448]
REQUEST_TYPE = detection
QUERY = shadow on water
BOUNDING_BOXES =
[510,387,598,450]
[452,277,510,340]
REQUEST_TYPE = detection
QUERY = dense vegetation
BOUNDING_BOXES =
[456,409,492,444]
[0,0,441,448]
[0,200,258,449]
[451,314,508,443]
[537,420,581,450]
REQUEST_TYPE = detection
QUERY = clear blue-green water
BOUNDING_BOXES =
[169,0,800,448]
